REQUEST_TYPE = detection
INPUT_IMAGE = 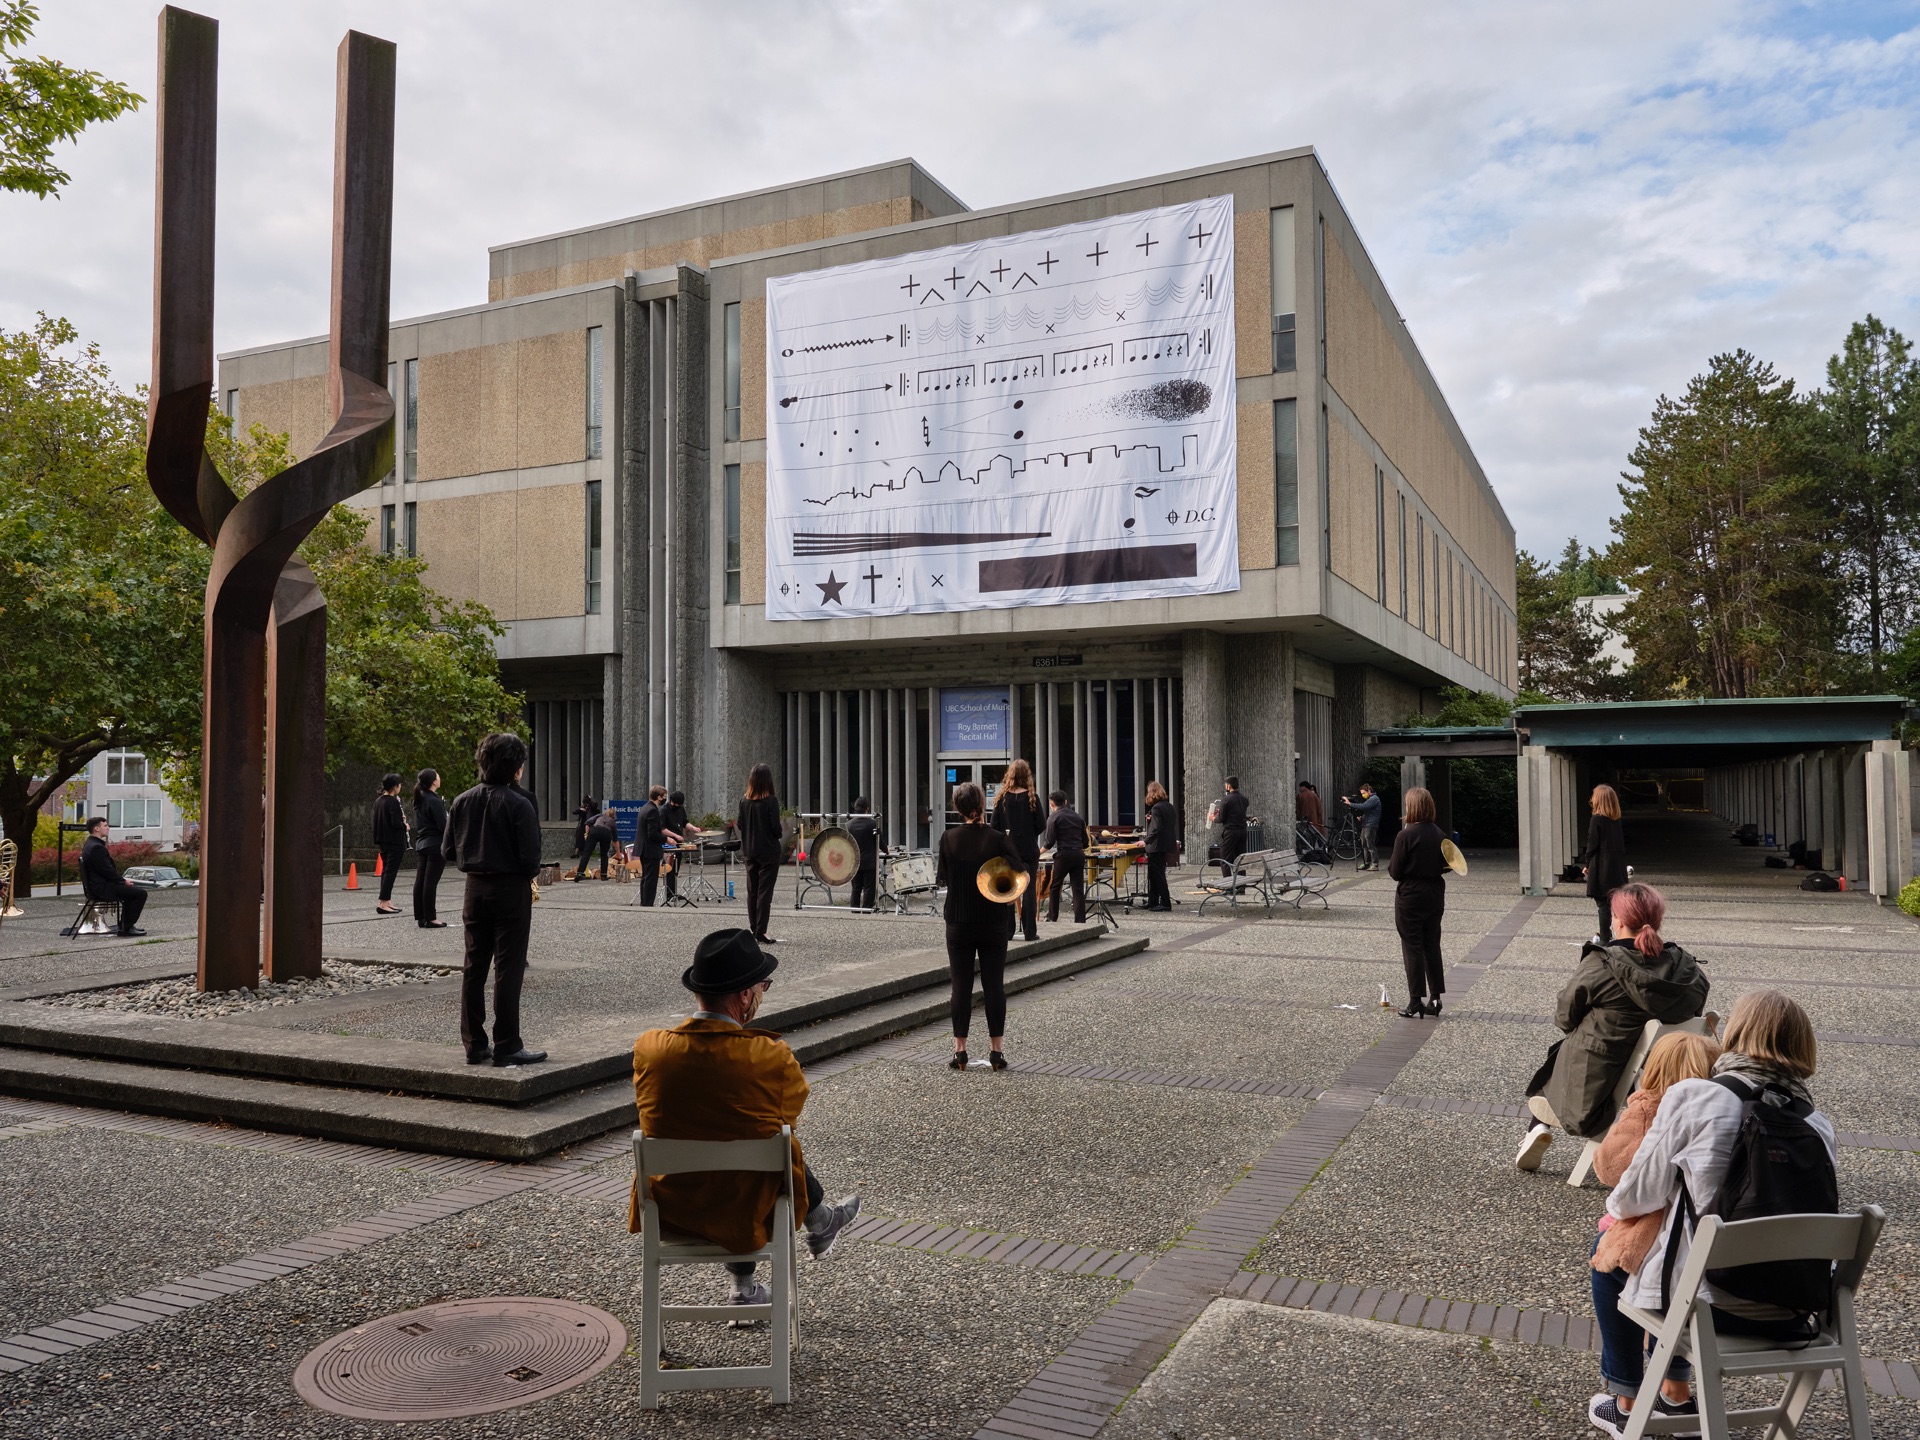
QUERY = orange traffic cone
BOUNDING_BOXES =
[345,862,360,890]
[374,852,384,878]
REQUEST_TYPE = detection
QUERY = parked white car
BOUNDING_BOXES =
[123,866,194,889]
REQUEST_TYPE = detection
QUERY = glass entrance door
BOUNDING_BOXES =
[942,760,1008,828]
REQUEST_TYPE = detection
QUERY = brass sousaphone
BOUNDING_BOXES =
[976,855,1030,905]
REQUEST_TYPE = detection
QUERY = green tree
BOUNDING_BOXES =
[1517,546,1622,700]
[1804,316,1920,676]
[0,1,142,198]
[0,317,204,892]
[1609,351,1840,697]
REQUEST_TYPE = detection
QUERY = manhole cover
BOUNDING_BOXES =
[292,1297,627,1421]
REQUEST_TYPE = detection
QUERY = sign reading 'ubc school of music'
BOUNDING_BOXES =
[764,196,1239,621]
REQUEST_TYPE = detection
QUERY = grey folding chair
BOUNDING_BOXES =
[1616,1205,1885,1439]
[632,1126,798,1408]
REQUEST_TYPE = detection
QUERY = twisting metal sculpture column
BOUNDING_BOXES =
[145,6,395,991]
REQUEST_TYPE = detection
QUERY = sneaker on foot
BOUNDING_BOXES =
[725,1279,770,1327]
[1587,1394,1629,1438]
[1653,1394,1700,1436]
[1515,1122,1553,1172]
[805,1194,861,1259]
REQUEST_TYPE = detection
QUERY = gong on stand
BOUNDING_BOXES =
[793,815,863,911]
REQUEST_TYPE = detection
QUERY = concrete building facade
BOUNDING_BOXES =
[220,152,1516,852]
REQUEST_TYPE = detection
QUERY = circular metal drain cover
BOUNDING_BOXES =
[292,1297,627,1421]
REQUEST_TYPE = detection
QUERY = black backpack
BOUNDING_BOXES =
[1665,1075,1838,1319]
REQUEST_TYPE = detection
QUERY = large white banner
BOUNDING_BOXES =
[764,196,1237,620]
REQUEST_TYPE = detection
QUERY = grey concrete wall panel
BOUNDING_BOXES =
[1181,632,1228,855]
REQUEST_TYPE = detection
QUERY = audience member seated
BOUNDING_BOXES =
[1584,1030,1722,1432]
[1517,881,1708,1171]
[80,816,147,936]
[1584,990,1835,1437]
[629,928,861,1311]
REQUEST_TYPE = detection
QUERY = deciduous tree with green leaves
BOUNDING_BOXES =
[1610,350,1840,697]
[1517,541,1626,701]
[0,1,141,198]
[0,317,203,893]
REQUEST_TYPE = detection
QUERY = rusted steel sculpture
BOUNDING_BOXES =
[145,6,395,990]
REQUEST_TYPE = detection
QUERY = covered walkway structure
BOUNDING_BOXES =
[1514,696,1915,902]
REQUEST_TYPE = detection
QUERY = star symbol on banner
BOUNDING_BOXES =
[816,571,847,604]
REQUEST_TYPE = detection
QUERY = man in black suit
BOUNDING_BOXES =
[80,817,146,936]
[636,784,678,907]
[443,732,546,1068]
[847,797,880,911]
[1041,790,1088,924]
[1217,776,1251,866]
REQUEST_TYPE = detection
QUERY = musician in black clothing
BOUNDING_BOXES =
[1141,780,1178,911]
[372,773,408,915]
[736,763,784,944]
[662,790,691,902]
[442,733,546,1067]
[1386,785,1448,1018]
[847,797,880,911]
[1041,790,1088,924]
[574,803,617,882]
[571,794,598,858]
[410,768,449,927]
[635,784,677,907]
[79,817,146,935]
[1216,776,1251,866]
[937,783,1025,1070]
[990,759,1042,942]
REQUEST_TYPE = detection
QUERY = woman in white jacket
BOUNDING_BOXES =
[1586,990,1833,1438]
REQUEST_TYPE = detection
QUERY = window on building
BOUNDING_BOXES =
[1269,206,1296,372]
[723,302,742,443]
[586,326,604,459]
[1273,400,1299,565]
[106,798,160,829]
[381,361,398,486]
[223,388,237,419]
[585,479,603,613]
[1416,515,1427,632]
[104,752,148,786]
[1316,215,1328,377]
[380,503,396,555]
[1397,493,1409,620]
[1375,466,1387,602]
[724,463,742,603]
[403,500,417,557]
[403,357,418,482]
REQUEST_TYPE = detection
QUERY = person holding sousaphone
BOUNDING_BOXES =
[1385,785,1464,1018]
[936,781,1028,1071]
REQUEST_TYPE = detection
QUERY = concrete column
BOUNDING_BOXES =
[1181,631,1228,856]
[1226,632,1295,842]
[1518,744,1558,896]
[1399,755,1426,798]
[1865,739,1915,900]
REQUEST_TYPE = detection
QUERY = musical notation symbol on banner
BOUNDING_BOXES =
[1052,343,1112,375]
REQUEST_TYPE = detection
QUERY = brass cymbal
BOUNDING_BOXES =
[976,855,1030,904]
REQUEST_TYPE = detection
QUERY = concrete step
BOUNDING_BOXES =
[0,928,1149,1159]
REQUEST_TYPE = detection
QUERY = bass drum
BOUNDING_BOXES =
[809,827,862,887]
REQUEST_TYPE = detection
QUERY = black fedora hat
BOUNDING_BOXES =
[681,927,777,994]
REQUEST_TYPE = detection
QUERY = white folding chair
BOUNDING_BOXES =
[1617,1205,1885,1439]
[633,1126,798,1408]
[1568,1013,1717,1187]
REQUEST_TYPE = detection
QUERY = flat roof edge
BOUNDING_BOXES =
[486,157,970,258]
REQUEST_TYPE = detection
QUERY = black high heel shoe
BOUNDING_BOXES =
[989,1051,1009,1071]
[1396,1000,1425,1019]
[1424,998,1443,1017]
[948,1051,969,1070]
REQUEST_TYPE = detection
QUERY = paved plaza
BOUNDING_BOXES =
[1,817,1918,1436]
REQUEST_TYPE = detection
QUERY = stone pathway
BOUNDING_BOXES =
[2,824,1917,1436]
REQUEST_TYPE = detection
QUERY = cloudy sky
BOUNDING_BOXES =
[5,1,1917,557]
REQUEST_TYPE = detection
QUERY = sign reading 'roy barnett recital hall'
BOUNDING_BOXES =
[763,196,1238,620]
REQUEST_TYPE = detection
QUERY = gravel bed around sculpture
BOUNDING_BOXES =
[28,958,455,1017]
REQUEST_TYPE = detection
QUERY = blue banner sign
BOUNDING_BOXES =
[608,799,645,847]
[940,687,1010,753]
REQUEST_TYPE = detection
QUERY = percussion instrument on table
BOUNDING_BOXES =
[976,855,1030,905]
[809,827,862,887]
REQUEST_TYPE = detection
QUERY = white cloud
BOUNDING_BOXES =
[3,0,1915,556]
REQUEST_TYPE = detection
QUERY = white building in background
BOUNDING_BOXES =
[1573,591,1636,674]
[65,750,188,850]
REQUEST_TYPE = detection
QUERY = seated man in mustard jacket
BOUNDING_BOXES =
[630,928,861,1309]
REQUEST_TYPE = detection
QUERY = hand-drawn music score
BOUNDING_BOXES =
[765,196,1237,620]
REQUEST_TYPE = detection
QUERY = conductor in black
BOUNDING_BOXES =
[1218,777,1251,865]
[443,732,547,1067]
[848,797,880,911]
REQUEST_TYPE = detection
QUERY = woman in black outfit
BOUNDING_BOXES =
[372,773,408,915]
[736,763,784,945]
[1386,785,1447,1017]
[1583,784,1627,943]
[1140,780,1177,911]
[991,759,1043,942]
[937,782,1025,1070]
[571,794,598,860]
[410,768,448,927]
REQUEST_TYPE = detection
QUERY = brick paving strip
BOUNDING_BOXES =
[1221,1270,1920,1401]
[970,896,1545,1440]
